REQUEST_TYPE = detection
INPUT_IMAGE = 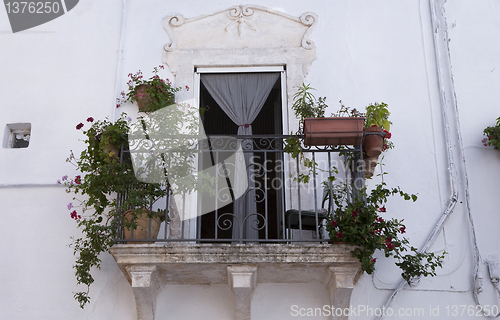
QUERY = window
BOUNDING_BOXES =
[195,67,287,240]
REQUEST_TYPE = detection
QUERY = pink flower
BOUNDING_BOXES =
[76,123,84,130]
[385,237,395,250]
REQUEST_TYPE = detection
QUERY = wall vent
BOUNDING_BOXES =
[3,123,31,148]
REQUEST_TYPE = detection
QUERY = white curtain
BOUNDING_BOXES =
[201,73,279,240]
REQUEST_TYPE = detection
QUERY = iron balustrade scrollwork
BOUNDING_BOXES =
[114,134,364,243]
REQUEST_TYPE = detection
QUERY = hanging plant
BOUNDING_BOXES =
[482,116,500,150]
[326,181,446,282]
[117,65,187,113]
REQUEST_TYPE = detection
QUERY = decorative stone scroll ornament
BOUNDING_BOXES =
[163,5,317,52]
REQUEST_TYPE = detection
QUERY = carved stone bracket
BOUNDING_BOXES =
[126,265,159,320]
[227,265,258,320]
[323,264,362,320]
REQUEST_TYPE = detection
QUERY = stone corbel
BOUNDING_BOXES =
[227,265,258,320]
[323,264,361,320]
[126,265,159,320]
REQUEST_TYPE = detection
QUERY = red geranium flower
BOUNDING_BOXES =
[76,123,84,130]
[379,206,386,212]
[86,117,94,122]
[336,232,344,239]
[74,175,82,185]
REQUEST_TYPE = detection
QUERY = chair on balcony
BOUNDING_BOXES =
[284,189,330,240]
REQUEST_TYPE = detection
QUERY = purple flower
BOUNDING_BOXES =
[67,202,73,210]
[62,175,68,181]
[57,180,61,184]
[126,117,132,122]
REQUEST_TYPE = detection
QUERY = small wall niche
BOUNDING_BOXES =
[3,123,31,148]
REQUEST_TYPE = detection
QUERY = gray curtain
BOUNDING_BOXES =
[201,73,279,240]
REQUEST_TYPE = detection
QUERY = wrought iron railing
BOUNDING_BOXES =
[114,134,364,243]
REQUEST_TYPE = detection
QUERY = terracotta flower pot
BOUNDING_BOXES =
[303,117,365,146]
[363,126,385,157]
[364,155,379,178]
[135,84,154,112]
[123,209,162,243]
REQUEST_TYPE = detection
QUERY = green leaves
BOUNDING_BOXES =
[291,83,328,121]
[483,116,500,150]
[365,102,391,131]
[326,181,444,284]
[65,114,172,309]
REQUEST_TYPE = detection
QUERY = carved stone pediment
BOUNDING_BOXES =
[163,5,317,52]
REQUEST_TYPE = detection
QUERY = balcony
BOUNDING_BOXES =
[109,134,363,320]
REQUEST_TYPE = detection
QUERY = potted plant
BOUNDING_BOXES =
[61,114,169,308]
[325,180,445,282]
[482,116,500,149]
[117,65,185,113]
[292,83,365,146]
[363,102,393,177]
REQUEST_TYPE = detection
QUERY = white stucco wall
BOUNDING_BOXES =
[1,0,499,319]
